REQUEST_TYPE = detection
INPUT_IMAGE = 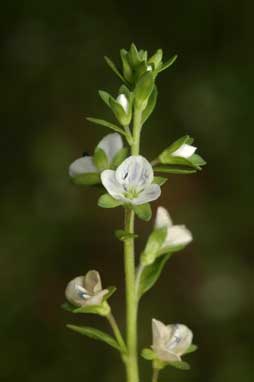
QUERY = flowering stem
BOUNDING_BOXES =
[152,368,160,382]
[107,312,127,356]
[132,108,143,156]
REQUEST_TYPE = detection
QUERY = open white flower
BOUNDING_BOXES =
[65,270,108,307]
[116,93,129,113]
[101,155,161,205]
[155,207,192,249]
[171,143,197,159]
[69,133,123,177]
[152,319,193,363]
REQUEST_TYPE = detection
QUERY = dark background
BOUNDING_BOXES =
[1,1,253,381]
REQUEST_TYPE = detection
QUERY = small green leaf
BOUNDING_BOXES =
[71,173,101,186]
[141,348,156,360]
[104,56,127,84]
[115,229,138,241]
[93,148,109,171]
[111,147,129,169]
[133,203,152,221]
[128,43,142,67]
[67,325,120,351]
[102,286,117,302]
[74,301,110,316]
[86,117,126,135]
[98,194,123,208]
[153,176,168,186]
[135,72,155,109]
[98,90,112,107]
[138,253,172,298]
[141,227,167,266]
[142,85,158,124]
[148,49,163,69]
[169,361,191,370]
[185,344,198,354]
[154,166,196,175]
[120,49,133,83]
[190,154,206,167]
[158,54,178,73]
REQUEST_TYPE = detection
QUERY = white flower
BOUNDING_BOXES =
[152,319,193,363]
[69,133,123,177]
[116,93,129,113]
[171,143,197,159]
[155,207,192,249]
[101,155,161,205]
[65,270,108,307]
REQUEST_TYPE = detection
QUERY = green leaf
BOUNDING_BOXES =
[141,227,167,266]
[141,348,156,360]
[111,147,129,169]
[98,194,123,208]
[86,117,126,135]
[93,148,109,171]
[135,72,155,109]
[109,97,131,126]
[71,173,101,186]
[185,344,198,354]
[138,253,172,298]
[148,49,163,69]
[190,154,206,167]
[98,90,112,107]
[102,286,117,302]
[120,49,133,83]
[74,301,110,316]
[104,56,127,84]
[128,43,142,67]
[133,203,152,221]
[115,229,138,241]
[154,166,196,174]
[153,176,168,186]
[169,361,191,370]
[158,54,178,73]
[142,85,158,124]
[67,325,120,351]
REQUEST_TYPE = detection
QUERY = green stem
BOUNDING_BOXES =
[107,312,127,355]
[124,207,138,382]
[152,368,160,382]
[132,108,143,155]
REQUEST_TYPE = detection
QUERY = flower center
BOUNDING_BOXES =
[124,187,141,200]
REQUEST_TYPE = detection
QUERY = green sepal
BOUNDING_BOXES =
[142,85,158,124]
[86,117,126,136]
[120,49,133,83]
[98,90,112,107]
[190,154,206,167]
[157,242,187,257]
[93,148,109,171]
[154,166,196,175]
[141,227,167,266]
[98,194,123,208]
[138,253,172,299]
[102,286,117,302]
[135,72,155,110]
[185,344,198,354]
[133,203,152,222]
[169,361,191,370]
[61,302,76,312]
[158,135,193,162]
[66,325,120,351]
[71,173,101,186]
[158,54,178,73]
[153,176,168,186]
[148,49,163,69]
[74,301,110,316]
[111,147,129,169]
[128,43,142,68]
[141,348,156,361]
[115,229,138,241]
[104,56,127,84]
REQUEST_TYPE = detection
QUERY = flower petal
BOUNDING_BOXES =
[154,348,181,363]
[84,270,102,294]
[69,156,97,177]
[133,184,161,205]
[101,169,125,199]
[85,289,109,306]
[167,324,193,356]
[116,155,154,190]
[171,144,197,159]
[155,206,173,228]
[164,225,193,247]
[97,133,123,163]
[116,94,129,113]
[65,276,90,307]
[152,319,171,349]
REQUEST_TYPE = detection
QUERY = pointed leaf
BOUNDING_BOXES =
[67,325,120,350]
[153,176,168,186]
[104,56,127,84]
[142,85,158,124]
[158,54,178,72]
[133,203,152,221]
[185,344,198,354]
[141,348,156,360]
[98,194,123,208]
[93,148,109,171]
[154,166,196,174]
[86,117,126,135]
[102,286,117,302]
[98,90,112,107]
[111,147,129,169]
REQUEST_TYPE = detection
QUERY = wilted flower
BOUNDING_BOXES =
[69,133,123,178]
[101,155,161,205]
[171,143,197,159]
[65,270,108,307]
[155,206,192,249]
[152,319,193,363]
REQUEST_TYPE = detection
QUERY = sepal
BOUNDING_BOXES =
[141,227,167,266]
[133,203,152,221]
[98,194,123,208]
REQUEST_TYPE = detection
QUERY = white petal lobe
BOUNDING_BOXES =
[69,157,97,177]
[97,133,123,163]
[171,144,197,159]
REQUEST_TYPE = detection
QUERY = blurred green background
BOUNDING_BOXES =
[1,1,253,381]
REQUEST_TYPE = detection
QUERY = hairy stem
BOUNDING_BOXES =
[107,312,127,355]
